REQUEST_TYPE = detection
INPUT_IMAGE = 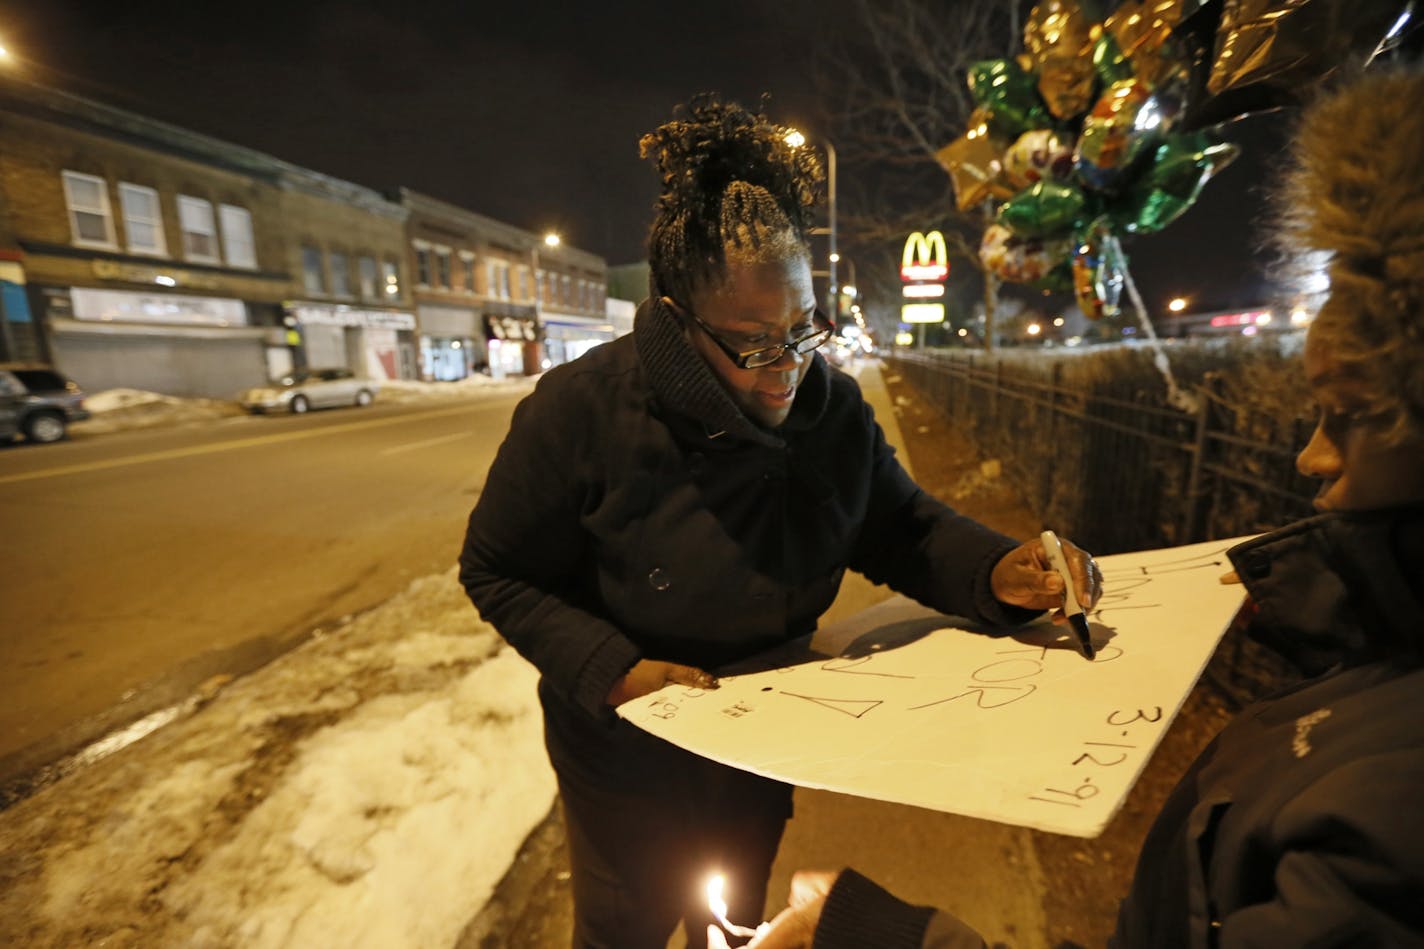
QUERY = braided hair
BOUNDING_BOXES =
[639,95,824,307]
[1275,65,1424,444]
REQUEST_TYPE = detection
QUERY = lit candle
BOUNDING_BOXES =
[705,873,767,939]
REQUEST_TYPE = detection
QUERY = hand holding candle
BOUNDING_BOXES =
[706,873,770,942]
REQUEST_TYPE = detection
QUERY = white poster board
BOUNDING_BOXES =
[620,537,1251,838]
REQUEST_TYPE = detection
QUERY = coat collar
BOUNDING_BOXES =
[632,296,830,448]
[1227,506,1424,675]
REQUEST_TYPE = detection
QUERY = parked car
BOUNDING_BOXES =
[0,364,91,444]
[238,368,378,414]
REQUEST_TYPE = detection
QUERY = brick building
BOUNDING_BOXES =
[399,189,541,380]
[0,74,413,397]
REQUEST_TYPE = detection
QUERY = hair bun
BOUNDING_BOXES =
[639,94,823,233]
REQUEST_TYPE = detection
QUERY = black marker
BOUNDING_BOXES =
[1040,529,1094,660]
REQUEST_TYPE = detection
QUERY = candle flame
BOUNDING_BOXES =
[706,873,759,938]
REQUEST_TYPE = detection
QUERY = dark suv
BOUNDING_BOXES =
[0,364,92,444]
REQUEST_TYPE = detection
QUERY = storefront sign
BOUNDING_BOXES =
[485,314,538,342]
[901,231,949,282]
[71,287,247,326]
[901,303,946,324]
[292,304,415,331]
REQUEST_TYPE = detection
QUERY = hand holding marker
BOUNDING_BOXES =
[1041,529,1095,660]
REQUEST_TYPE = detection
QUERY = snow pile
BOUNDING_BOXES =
[376,375,535,404]
[0,568,555,949]
[74,387,245,434]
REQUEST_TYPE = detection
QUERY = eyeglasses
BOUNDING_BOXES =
[662,296,835,369]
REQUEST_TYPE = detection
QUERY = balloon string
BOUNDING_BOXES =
[1113,235,1201,415]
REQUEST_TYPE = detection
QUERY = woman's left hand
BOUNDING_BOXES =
[990,536,1102,619]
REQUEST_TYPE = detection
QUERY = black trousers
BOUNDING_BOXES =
[550,717,793,949]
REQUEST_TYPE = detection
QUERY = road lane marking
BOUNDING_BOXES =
[0,403,486,485]
[380,431,471,456]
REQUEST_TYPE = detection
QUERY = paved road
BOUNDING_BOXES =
[0,394,524,788]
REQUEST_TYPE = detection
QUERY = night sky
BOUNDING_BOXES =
[0,0,1305,317]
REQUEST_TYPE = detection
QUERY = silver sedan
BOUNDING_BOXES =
[238,368,379,414]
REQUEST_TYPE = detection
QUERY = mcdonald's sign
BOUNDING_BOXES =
[901,230,949,283]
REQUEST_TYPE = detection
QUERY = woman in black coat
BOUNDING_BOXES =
[458,96,1099,949]
[734,66,1424,949]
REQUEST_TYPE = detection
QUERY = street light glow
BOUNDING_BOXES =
[1168,297,1187,312]
[543,232,560,248]
[1053,317,1064,327]
[784,129,806,148]
[1027,322,1042,336]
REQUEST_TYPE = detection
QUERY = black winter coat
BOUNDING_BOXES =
[1112,509,1424,948]
[459,299,1030,776]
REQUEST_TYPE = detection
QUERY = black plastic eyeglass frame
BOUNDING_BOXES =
[662,296,836,369]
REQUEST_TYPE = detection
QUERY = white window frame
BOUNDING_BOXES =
[218,204,256,269]
[301,245,325,296]
[434,245,452,290]
[382,259,401,298]
[61,171,118,249]
[328,250,352,298]
[358,255,378,300]
[459,250,476,296]
[117,182,166,256]
[412,239,432,288]
[177,195,220,264]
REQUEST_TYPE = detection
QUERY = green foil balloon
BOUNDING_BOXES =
[1092,31,1135,86]
[1114,133,1241,233]
[998,180,1089,237]
[968,59,1050,137]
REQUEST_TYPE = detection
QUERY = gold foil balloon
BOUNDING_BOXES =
[1105,0,1194,87]
[1003,128,1077,189]
[1024,0,1100,120]
[935,110,1013,211]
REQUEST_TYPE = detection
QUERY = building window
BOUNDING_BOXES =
[116,183,166,256]
[329,251,351,297]
[358,256,378,300]
[517,266,530,301]
[561,274,572,305]
[302,245,325,295]
[219,204,256,269]
[414,244,432,287]
[535,270,545,304]
[177,195,220,263]
[460,252,476,294]
[61,171,117,248]
[435,247,452,290]
[383,259,401,298]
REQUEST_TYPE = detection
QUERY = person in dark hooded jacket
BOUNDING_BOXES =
[729,65,1424,949]
[458,95,1100,949]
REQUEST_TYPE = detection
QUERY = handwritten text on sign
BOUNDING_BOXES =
[620,537,1251,837]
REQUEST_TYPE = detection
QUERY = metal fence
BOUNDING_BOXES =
[886,351,1319,556]
[885,349,1322,707]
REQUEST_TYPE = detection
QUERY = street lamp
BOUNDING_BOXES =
[784,128,837,316]
[1168,297,1188,313]
[544,232,561,248]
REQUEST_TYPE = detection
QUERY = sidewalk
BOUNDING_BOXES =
[0,361,1234,948]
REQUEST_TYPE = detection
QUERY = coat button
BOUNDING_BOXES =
[648,567,671,591]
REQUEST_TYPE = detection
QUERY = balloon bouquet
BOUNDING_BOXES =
[938,0,1415,331]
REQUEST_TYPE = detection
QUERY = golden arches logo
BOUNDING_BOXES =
[901,230,948,282]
